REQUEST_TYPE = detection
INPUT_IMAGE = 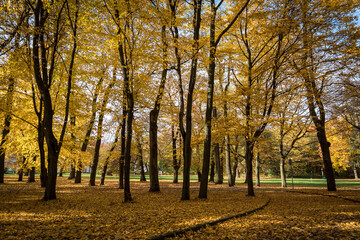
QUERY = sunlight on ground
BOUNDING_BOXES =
[1,175,359,239]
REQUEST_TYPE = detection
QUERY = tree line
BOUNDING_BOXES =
[0,0,359,201]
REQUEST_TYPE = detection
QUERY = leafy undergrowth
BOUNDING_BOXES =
[0,176,268,239]
[175,189,360,239]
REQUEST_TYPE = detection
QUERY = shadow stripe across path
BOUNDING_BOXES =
[147,197,271,240]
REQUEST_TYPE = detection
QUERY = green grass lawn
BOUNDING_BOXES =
[6,172,359,187]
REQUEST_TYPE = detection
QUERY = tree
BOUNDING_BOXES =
[0,78,15,183]
[199,0,250,199]
[292,0,359,191]
[180,0,202,201]
[89,68,116,186]
[30,0,74,200]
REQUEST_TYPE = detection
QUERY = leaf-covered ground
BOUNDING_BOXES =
[0,175,359,239]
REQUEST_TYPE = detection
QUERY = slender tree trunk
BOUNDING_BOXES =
[199,1,216,199]
[0,78,14,184]
[124,95,134,202]
[280,157,287,187]
[100,164,108,186]
[181,0,202,201]
[209,157,215,182]
[301,3,336,192]
[149,110,160,191]
[231,161,237,185]
[149,25,168,192]
[245,140,255,196]
[119,112,126,189]
[354,162,358,179]
[225,135,233,187]
[171,122,179,183]
[38,123,47,187]
[214,142,223,184]
[255,152,260,187]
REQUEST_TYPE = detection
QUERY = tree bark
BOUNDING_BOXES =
[181,0,202,201]
[280,157,287,187]
[209,157,215,182]
[255,152,260,187]
[245,140,255,196]
[225,135,234,187]
[300,1,336,192]
[149,110,160,191]
[0,78,14,184]
[199,0,250,199]
[149,25,168,192]
[171,122,179,183]
[68,164,75,179]
[28,166,35,183]
[354,163,358,179]
[214,142,223,184]
[119,118,125,189]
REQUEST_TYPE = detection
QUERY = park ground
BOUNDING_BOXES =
[0,175,359,239]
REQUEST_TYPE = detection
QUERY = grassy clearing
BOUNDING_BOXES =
[11,173,357,187]
[0,175,359,239]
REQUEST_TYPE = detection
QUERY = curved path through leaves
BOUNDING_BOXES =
[147,197,271,240]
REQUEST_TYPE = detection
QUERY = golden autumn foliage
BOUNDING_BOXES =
[1,175,360,239]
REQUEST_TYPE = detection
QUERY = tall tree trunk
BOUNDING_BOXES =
[225,135,233,187]
[231,161,237,185]
[0,78,14,184]
[124,94,134,202]
[255,152,260,187]
[199,0,250,200]
[171,123,179,183]
[214,142,223,184]
[149,110,160,191]
[280,157,287,187]
[301,2,336,192]
[245,140,255,196]
[38,123,47,187]
[181,0,202,201]
[149,25,168,192]
[119,115,126,189]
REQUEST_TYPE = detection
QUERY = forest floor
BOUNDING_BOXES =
[0,175,359,239]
